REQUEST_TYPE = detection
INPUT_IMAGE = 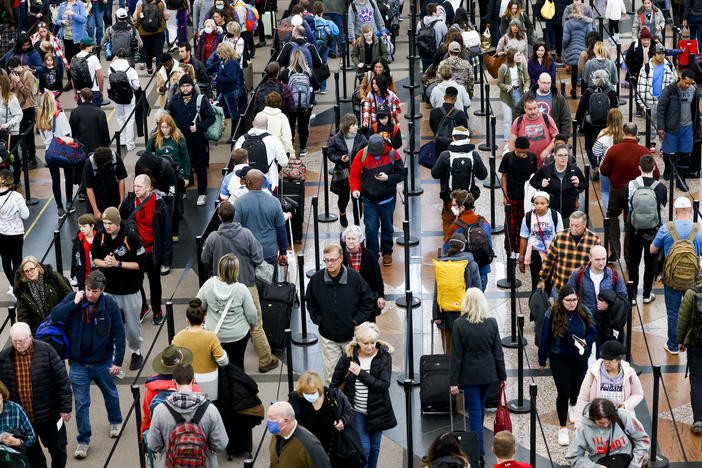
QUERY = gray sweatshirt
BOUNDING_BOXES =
[200,222,264,287]
[347,0,386,41]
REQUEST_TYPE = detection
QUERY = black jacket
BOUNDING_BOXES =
[624,40,655,81]
[657,81,701,135]
[431,140,487,200]
[14,264,72,333]
[70,229,97,292]
[167,90,217,146]
[597,289,629,345]
[370,121,402,150]
[181,57,210,87]
[68,102,110,154]
[575,85,620,129]
[305,265,376,342]
[429,103,469,135]
[0,340,73,424]
[135,151,178,199]
[276,38,322,70]
[530,162,586,219]
[327,131,368,169]
[119,192,173,267]
[449,316,506,386]
[91,223,147,295]
[330,341,397,433]
[343,247,384,318]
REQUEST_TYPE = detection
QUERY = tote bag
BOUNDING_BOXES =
[493,384,512,434]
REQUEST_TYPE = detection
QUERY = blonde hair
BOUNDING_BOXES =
[180,63,196,80]
[289,49,311,75]
[460,288,490,323]
[226,21,241,36]
[354,321,380,344]
[593,41,607,59]
[18,256,44,283]
[0,76,13,106]
[217,41,236,62]
[36,92,58,132]
[154,113,184,149]
[323,244,343,257]
[296,371,324,396]
[217,253,240,284]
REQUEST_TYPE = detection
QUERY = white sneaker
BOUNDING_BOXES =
[643,293,655,304]
[196,194,207,206]
[74,443,89,458]
[7,287,16,303]
[126,143,136,151]
[558,427,570,446]
[568,405,576,424]
[110,423,122,438]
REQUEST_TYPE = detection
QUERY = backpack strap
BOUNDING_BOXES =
[361,147,369,164]
[192,94,204,125]
[550,208,558,229]
[163,401,185,424]
[609,266,619,287]
[190,400,210,425]
[688,223,700,241]
[453,218,469,231]
[516,114,524,133]
[667,221,679,242]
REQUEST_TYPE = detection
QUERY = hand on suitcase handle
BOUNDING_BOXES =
[450,385,459,395]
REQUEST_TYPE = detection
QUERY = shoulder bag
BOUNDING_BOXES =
[45,116,87,168]
[213,295,236,335]
[597,421,633,468]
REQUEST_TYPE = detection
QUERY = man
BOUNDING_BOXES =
[432,126,487,235]
[508,96,559,167]
[220,149,251,201]
[657,70,700,188]
[429,66,471,114]
[4,57,38,175]
[106,47,141,151]
[177,41,209,86]
[147,361,228,465]
[167,74,216,207]
[0,322,72,467]
[513,72,571,136]
[437,41,474,98]
[156,53,179,107]
[323,0,346,57]
[429,86,469,154]
[636,43,676,139]
[91,207,147,370]
[69,88,111,157]
[650,196,702,355]
[51,271,125,459]
[625,154,667,303]
[416,2,447,71]
[71,37,105,106]
[120,174,172,325]
[134,0,168,75]
[201,200,280,373]
[600,123,660,260]
[267,401,332,468]
[82,147,128,219]
[102,8,142,66]
[276,25,323,70]
[538,211,601,297]
[233,169,289,267]
[135,149,178,207]
[253,61,295,114]
[234,113,289,192]
[278,5,316,45]
[349,133,405,265]
[493,430,533,468]
[306,244,375,383]
[676,282,702,434]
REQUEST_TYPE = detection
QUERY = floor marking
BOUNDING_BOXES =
[24,196,54,240]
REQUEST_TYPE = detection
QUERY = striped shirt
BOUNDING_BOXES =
[353,355,374,415]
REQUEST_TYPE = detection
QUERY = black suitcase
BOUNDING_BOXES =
[260,279,297,350]
[420,320,453,414]
[449,391,481,468]
[280,178,305,243]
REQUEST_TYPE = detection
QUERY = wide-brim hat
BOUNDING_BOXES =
[152,345,194,375]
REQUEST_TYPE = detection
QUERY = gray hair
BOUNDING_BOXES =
[10,322,31,339]
[253,112,268,129]
[343,225,365,242]
[570,211,588,223]
[623,122,638,136]
[592,69,610,88]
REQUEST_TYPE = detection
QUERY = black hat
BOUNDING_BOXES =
[179,74,194,86]
[235,165,253,179]
[367,134,385,156]
[377,104,391,117]
[600,340,627,360]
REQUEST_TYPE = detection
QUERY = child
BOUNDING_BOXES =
[40,52,63,94]
[371,104,402,149]
[493,430,533,468]
[518,191,563,293]
[70,214,98,290]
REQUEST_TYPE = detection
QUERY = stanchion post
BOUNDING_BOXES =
[334,104,340,133]
[142,96,149,147]
[243,460,254,468]
[694,200,700,223]
[115,130,122,158]
[8,305,16,325]
[625,280,642,374]
[584,164,591,222]
[306,196,321,278]
[403,379,414,468]
[478,84,493,151]
[615,43,623,102]
[396,220,420,307]
[196,235,206,287]
[53,230,63,275]
[131,384,148,468]
[407,120,423,196]
[502,252,524,348]
[20,135,38,206]
[507,315,531,413]
[648,365,670,467]
[529,383,537,468]
[598,15,604,39]
[572,120,578,161]
[474,55,487,117]
[396,290,419,385]
[487,155,504,233]
[334,71,341,105]
[166,301,175,342]
[397,166,419,247]
[285,328,294,393]
[603,217,611,259]
[645,108,652,150]
[318,146,338,223]
[293,253,317,346]
[628,78,634,122]
[669,153,676,221]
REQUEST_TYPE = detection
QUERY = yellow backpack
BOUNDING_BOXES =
[433,260,468,312]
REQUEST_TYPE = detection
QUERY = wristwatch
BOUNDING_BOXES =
[118,261,123,269]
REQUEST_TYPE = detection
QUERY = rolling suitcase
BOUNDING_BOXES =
[449,391,481,468]
[260,267,297,350]
[280,178,305,243]
[420,320,453,414]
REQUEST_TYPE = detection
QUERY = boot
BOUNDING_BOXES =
[677,175,690,192]
[662,153,671,180]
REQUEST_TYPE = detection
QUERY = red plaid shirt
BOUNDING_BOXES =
[349,247,362,272]
[539,229,601,292]
[14,341,34,422]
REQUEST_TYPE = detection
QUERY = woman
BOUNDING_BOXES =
[4,33,44,76]
[449,288,506,462]
[575,69,619,170]
[562,4,593,99]
[36,92,74,217]
[56,0,89,62]
[566,398,650,466]
[214,41,246,134]
[328,114,367,226]
[361,74,401,129]
[331,322,397,468]
[351,25,389,78]
[31,22,70,69]
[0,169,28,300]
[574,341,644,427]
[14,256,72,333]
[195,19,223,64]
[631,0,665,42]
[172,298,229,400]
[261,92,294,156]
[225,21,246,65]
[577,31,601,95]
[204,0,235,25]
[604,0,627,44]
[495,19,528,59]
[288,370,355,460]
[499,0,534,42]
[538,285,597,447]
[530,144,586,221]
[497,48,529,141]
[358,58,397,102]
[422,432,469,468]
[280,49,319,157]
[0,381,36,461]
[592,108,623,210]
[528,42,555,87]
[134,0,166,75]
[343,225,385,318]
[0,76,24,148]
[582,41,618,88]
[196,253,257,371]
[70,214,97,290]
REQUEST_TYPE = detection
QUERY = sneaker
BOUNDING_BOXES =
[27,160,38,170]
[339,213,348,228]
[258,356,279,373]
[74,444,89,458]
[78,193,86,202]
[152,311,164,325]
[66,206,76,215]
[663,345,679,355]
[197,194,207,206]
[568,405,576,424]
[382,254,393,266]
[172,236,180,243]
[643,293,656,304]
[109,423,122,438]
[70,276,78,287]
[129,352,143,370]
[691,421,702,433]
[320,90,326,94]
[299,149,309,157]
[138,63,145,70]
[57,207,66,218]
[160,265,171,275]
[558,428,569,446]
[7,287,16,303]
[139,306,151,323]
[126,143,136,151]
[146,68,153,75]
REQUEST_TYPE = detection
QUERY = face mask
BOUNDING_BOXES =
[216,4,224,9]
[303,392,320,403]
[204,26,213,34]
[267,420,281,435]
[451,207,460,216]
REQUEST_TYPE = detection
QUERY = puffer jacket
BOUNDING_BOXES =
[635,58,676,109]
[631,5,666,41]
[327,130,368,168]
[624,40,655,82]
[14,264,72,333]
[429,456,466,468]
[562,14,594,66]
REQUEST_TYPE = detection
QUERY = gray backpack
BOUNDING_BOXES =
[628,178,660,230]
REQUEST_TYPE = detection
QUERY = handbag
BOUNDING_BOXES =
[540,0,555,19]
[480,27,492,52]
[484,54,505,79]
[334,424,367,468]
[314,62,331,83]
[597,423,633,468]
[493,384,512,434]
[330,163,350,194]
[418,140,437,169]
[44,117,87,168]
[281,156,306,180]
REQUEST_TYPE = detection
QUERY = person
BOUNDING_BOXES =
[0,77,23,185]
[437,41,475,99]
[5,33,44,75]
[519,191,563,292]
[538,285,597,446]
[574,340,644,428]
[147,361,229,466]
[82,147,127,218]
[361,73,401,129]
[218,150,266,201]
[31,21,70,70]
[632,0,665,41]
[528,42,555,86]
[507,96,558,167]
[497,48,528,142]
[233,113,289,192]
[592,109,623,210]
[342,225,386,322]
[349,133,405,264]
[429,86,469,154]
[167,74,217,206]
[107,48,140,151]
[370,104,402,150]
[636,43,676,139]
[134,150,178,248]
[657,70,700,191]
[102,8,141,67]
[69,88,110,163]
[0,170,28,300]
[288,370,354,461]
[562,4,593,99]
[358,58,397,102]
[500,0,533,40]
[40,53,64,97]
[70,37,104,107]
[0,322,72,467]
[14,256,72,333]
[134,0,167,75]
[214,41,246,135]
[0,379,36,462]
[566,398,650,466]
[56,0,89,62]
[529,143,586,221]
[416,3,448,71]
[195,19,223,64]
[330,322,396,468]
[328,113,367,227]
[449,288,506,461]
[277,25,323,72]
[492,430,532,467]
[177,42,210,88]
[266,400,332,468]
[429,66,471,114]
[422,432,470,468]
[4,57,38,173]
[651,196,702,354]
[279,48,319,156]
[624,27,654,101]
[156,53,178,107]
[582,41,618,88]
[70,214,98,290]
[513,72,571,137]
[253,61,295,115]
[683,1,702,50]
[433,126,487,235]
[347,0,385,44]
[538,211,601,296]
[311,2,339,93]
[676,281,702,433]
[496,19,528,59]
[51,270,125,459]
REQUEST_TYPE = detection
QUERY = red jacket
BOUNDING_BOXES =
[140,374,202,434]
[599,138,660,189]
[348,142,405,203]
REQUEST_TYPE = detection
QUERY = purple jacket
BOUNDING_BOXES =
[195,31,223,64]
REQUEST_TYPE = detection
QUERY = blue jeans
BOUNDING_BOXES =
[544,20,556,50]
[219,89,241,120]
[70,361,122,445]
[664,284,684,351]
[324,13,345,54]
[87,0,106,44]
[480,273,488,292]
[363,197,396,257]
[355,412,383,468]
[319,47,329,90]
[92,90,102,107]
[689,15,702,50]
[599,174,610,212]
[104,0,113,26]
[461,384,490,456]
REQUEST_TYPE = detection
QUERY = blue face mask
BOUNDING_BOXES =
[303,392,320,403]
[216,4,224,9]
[267,420,281,435]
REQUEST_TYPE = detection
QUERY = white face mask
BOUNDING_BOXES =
[303,392,320,403]
[204,26,213,34]
[451,206,460,216]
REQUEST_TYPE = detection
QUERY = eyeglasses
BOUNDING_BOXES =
[23,265,37,274]
[11,335,30,345]
[323,256,342,264]
[563,297,578,303]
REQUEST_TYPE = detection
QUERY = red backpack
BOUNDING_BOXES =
[164,401,210,467]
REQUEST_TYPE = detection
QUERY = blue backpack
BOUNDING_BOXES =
[149,389,175,417]
[291,42,313,69]
[35,317,70,359]
[314,23,330,53]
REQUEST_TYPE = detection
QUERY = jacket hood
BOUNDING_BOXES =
[429,456,465,468]
[447,140,476,152]
[145,374,177,392]
[113,21,132,31]
[165,392,208,413]
[598,288,618,304]
[636,4,662,14]
[211,277,240,300]
[263,106,283,116]
[569,13,593,22]
[345,339,394,357]
[217,222,243,240]
[423,16,442,26]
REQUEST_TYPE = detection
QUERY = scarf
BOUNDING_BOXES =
[27,275,46,316]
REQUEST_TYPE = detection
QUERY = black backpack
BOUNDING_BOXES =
[141,0,162,33]
[587,87,610,127]
[242,132,270,173]
[416,20,438,58]
[0,445,27,468]
[255,79,282,113]
[447,150,474,193]
[109,27,133,58]
[70,55,94,91]
[454,217,494,268]
[434,107,457,154]
[108,67,134,104]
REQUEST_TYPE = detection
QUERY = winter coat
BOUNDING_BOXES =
[349,141,405,203]
[0,68,37,110]
[678,287,702,347]
[624,40,655,82]
[56,0,89,42]
[631,5,665,41]
[528,58,556,87]
[166,89,217,147]
[513,85,572,136]
[538,306,598,366]
[431,140,488,200]
[195,30,223,64]
[685,0,702,17]
[343,246,385,318]
[449,315,506,386]
[330,340,397,432]
[216,58,245,100]
[562,2,594,26]
[276,38,322,70]
[350,35,389,70]
[327,130,368,172]
[70,229,97,292]
[200,221,263,287]
[196,277,257,343]
[135,150,178,199]
[102,21,142,66]
[429,456,466,468]
[68,102,110,154]
[657,81,701,135]
[497,62,529,108]
[562,14,594,66]
[595,288,632,345]
[575,85,620,129]
[14,264,72,333]
[565,264,627,323]
[530,162,587,218]
[119,192,173,267]
[261,106,294,155]
[140,374,202,434]
[216,363,264,456]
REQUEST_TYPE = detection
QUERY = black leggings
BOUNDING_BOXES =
[221,335,250,371]
[570,64,579,96]
[549,353,588,426]
[336,190,362,224]
[140,255,163,314]
[609,20,619,35]
[0,234,23,285]
[289,109,312,151]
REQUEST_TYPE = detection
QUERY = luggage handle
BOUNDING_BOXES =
[449,388,467,433]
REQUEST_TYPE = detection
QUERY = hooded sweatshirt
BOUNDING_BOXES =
[262,106,294,155]
[429,455,465,468]
[417,16,448,53]
[200,222,264,287]
[141,375,202,434]
[347,0,386,41]
[565,404,650,468]
[196,276,257,343]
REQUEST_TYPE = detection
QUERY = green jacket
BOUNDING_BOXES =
[146,135,191,180]
[677,287,702,347]
[14,264,72,333]
[497,62,529,108]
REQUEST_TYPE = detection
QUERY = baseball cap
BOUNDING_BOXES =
[654,43,665,54]
[452,126,470,137]
[116,8,128,19]
[80,37,97,46]
[674,196,692,209]
[367,134,385,156]
[448,41,461,53]
[235,165,253,179]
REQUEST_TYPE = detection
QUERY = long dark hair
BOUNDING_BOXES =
[584,31,601,61]
[373,74,389,97]
[422,432,468,466]
[588,398,625,430]
[13,33,31,55]
[551,285,592,338]
[452,7,471,30]
[530,41,552,70]
[370,57,391,82]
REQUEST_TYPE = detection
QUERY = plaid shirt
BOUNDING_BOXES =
[539,229,601,292]
[13,342,33,423]
[361,90,401,127]
[0,401,37,448]
[635,58,676,109]
[349,247,362,272]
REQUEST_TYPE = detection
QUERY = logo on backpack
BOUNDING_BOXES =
[416,20,438,58]
[448,151,474,193]
[70,55,94,91]
[141,0,162,33]
[663,222,701,292]
[164,400,210,468]
[35,317,70,359]
[587,88,611,127]
[288,72,311,111]
[108,67,134,104]
[628,178,660,230]
[242,132,270,173]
